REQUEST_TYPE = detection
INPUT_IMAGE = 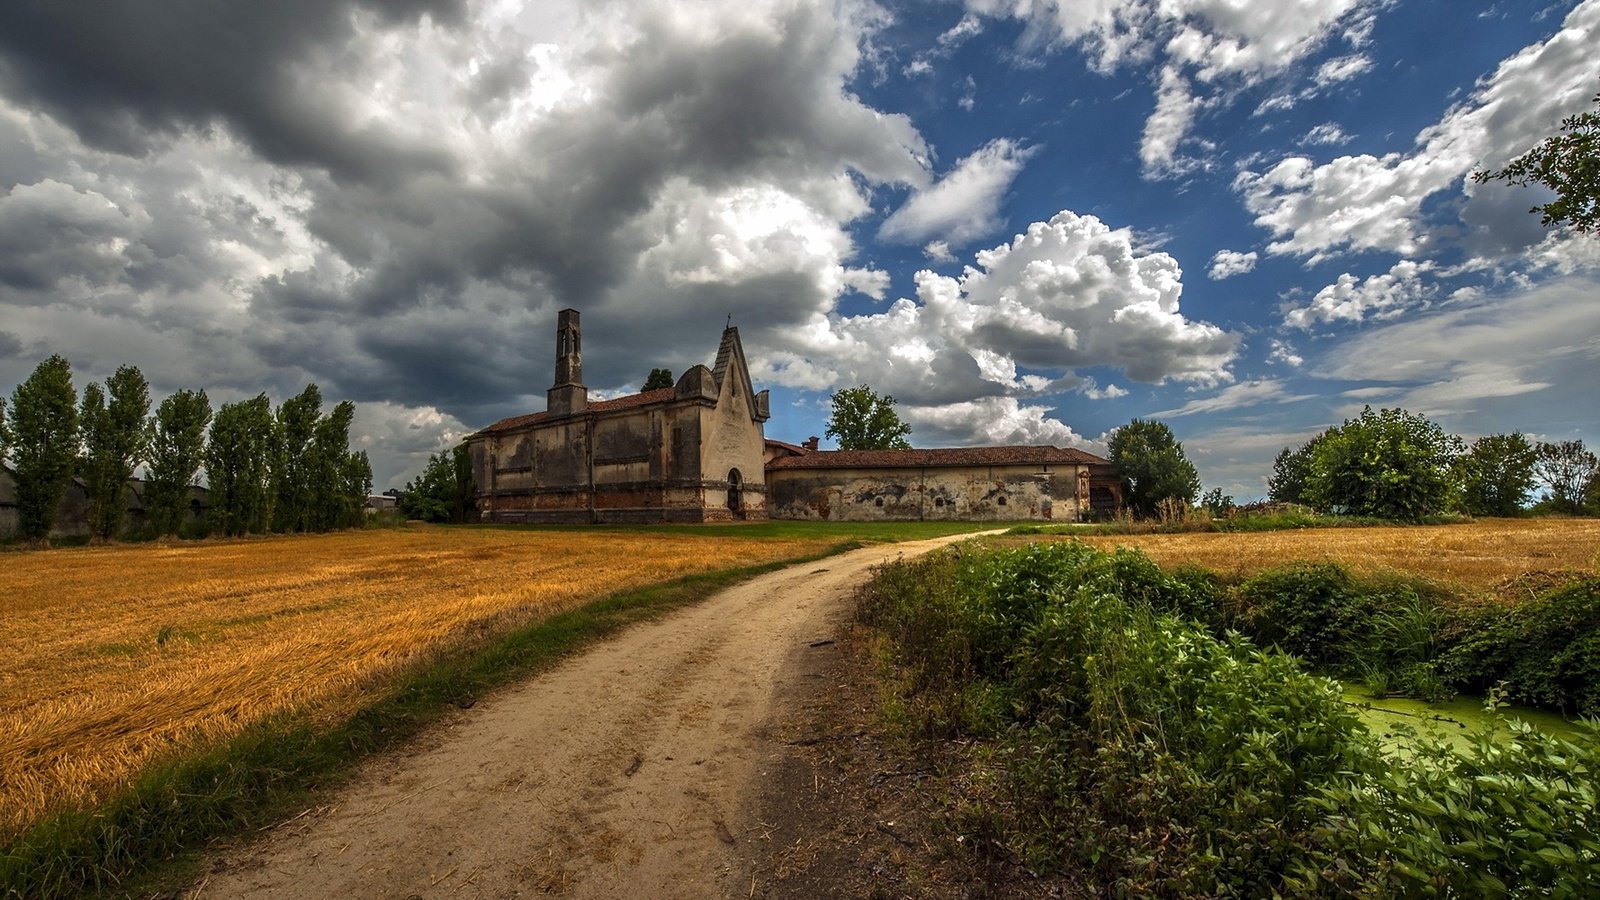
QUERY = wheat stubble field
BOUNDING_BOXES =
[1075,518,1600,592]
[0,526,837,838]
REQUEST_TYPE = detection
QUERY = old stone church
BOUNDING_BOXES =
[470,309,1122,524]
[469,310,772,523]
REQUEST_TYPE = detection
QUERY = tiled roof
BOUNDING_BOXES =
[763,438,810,456]
[474,387,678,436]
[766,445,1109,470]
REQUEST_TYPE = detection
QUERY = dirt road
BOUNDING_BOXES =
[199,533,985,899]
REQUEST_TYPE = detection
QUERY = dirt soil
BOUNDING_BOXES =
[196,533,996,899]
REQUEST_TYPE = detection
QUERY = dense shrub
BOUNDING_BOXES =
[1293,711,1600,897]
[860,541,1600,896]
[1439,578,1600,716]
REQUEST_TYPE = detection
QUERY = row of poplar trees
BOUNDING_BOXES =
[0,354,372,542]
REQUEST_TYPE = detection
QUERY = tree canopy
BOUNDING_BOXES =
[1534,439,1598,514]
[824,385,911,451]
[642,367,675,391]
[6,355,80,541]
[1107,418,1200,518]
[144,389,212,536]
[401,443,474,523]
[1454,432,1537,517]
[78,366,150,540]
[1303,407,1460,521]
[206,394,275,536]
[1474,91,1600,233]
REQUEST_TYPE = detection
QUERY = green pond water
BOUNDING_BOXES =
[1340,682,1591,756]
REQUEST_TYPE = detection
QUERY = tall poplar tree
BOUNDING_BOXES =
[7,355,79,541]
[207,394,274,536]
[270,384,321,532]
[308,399,355,532]
[79,365,150,540]
[145,389,212,535]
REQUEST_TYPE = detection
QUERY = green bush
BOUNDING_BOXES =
[859,541,1600,896]
[1439,579,1600,716]
[1292,710,1600,897]
[1237,564,1368,669]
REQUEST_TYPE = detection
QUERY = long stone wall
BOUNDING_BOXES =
[767,464,1084,522]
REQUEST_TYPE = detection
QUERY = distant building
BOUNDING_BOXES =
[364,495,399,514]
[468,309,771,524]
[0,464,208,539]
[764,442,1121,522]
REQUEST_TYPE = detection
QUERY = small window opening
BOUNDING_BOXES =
[875,497,884,507]
[997,495,1007,506]
[934,497,945,507]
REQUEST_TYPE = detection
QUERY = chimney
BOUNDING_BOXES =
[803,436,819,452]
[547,308,587,416]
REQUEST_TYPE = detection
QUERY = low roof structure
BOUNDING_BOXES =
[766,444,1109,470]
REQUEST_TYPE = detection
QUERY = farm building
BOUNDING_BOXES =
[764,442,1120,522]
[468,309,773,523]
[0,464,209,539]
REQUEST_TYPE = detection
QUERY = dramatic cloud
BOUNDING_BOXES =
[0,0,938,484]
[756,209,1239,441]
[879,138,1036,246]
[1207,248,1257,280]
[1235,0,1600,262]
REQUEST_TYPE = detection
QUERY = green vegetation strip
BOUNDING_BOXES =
[0,541,864,899]
[861,541,1600,896]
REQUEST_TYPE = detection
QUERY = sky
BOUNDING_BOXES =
[0,0,1596,498]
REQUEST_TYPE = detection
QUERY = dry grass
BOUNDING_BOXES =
[1066,518,1600,592]
[0,526,836,838]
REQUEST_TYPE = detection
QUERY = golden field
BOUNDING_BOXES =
[0,526,836,838]
[1071,518,1600,592]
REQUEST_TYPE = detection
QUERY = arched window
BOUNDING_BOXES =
[726,468,742,512]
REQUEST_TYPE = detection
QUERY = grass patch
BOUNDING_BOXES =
[0,542,860,899]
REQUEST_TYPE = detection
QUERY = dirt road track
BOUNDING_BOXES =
[199,532,986,899]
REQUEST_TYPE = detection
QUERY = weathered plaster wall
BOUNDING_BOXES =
[698,358,768,519]
[767,465,1086,521]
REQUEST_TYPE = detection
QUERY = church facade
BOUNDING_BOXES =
[468,309,771,524]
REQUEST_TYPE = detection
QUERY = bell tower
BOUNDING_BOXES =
[547,308,587,416]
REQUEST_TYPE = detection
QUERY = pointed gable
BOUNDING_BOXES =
[711,326,769,423]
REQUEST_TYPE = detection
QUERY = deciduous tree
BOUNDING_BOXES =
[308,400,355,532]
[1107,418,1200,518]
[270,384,321,532]
[1268,433,1326,505]
[207,394,274,536]
[1306,407,1461,521]
[144,389,212,536]
[78,366,150,540]
[1534,439,1599,514]
[824,385,911,451]
[1453,432,1537,517]
[7,355,79,541]
[642,367,674,391]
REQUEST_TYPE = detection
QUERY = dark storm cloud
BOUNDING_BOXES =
[0,0,464,180]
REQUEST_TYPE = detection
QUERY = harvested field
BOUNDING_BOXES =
[1065,518,1600,592]
[0,526,837,838]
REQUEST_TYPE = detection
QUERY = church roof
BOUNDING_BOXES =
[765,445,1109,470]
[473,387,676,436]
[763,438,810,457]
